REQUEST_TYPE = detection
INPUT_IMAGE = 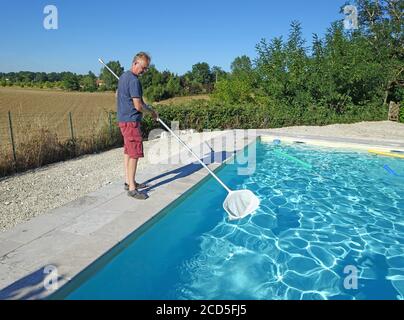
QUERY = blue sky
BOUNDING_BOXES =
[0,0,348,75]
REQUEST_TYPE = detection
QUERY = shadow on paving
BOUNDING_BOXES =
[0,265,65,300]
[142,149,234,193]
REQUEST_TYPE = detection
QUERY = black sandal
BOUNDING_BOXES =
[124,182,149,191]
[127,189,148,200]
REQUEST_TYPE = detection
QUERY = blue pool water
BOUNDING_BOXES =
[59,140,404,300]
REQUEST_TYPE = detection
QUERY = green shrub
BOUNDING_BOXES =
[139,100,388,139]
[0,111,123,178]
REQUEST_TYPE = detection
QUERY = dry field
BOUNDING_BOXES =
[0,87,211,159]
[0,87,117,152]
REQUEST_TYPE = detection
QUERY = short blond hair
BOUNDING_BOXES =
[133,52,151,64]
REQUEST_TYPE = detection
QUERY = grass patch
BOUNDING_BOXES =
[0,112,122,178]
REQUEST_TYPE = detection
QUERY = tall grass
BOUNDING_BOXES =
[0,112,122,178]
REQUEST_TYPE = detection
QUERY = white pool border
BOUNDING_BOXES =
[259,134,404,155]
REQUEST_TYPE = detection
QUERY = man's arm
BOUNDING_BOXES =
[132,98,159,120]
[132,98,145,113]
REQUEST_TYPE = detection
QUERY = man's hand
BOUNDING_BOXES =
[144,104,159,121]
[152,110,159,121]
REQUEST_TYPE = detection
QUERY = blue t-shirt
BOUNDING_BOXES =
[117,71,143,122]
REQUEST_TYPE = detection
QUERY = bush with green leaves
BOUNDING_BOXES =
[138,100,387,140]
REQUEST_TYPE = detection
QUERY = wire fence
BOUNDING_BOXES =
[0,108,213,177]
[0,111,117,158]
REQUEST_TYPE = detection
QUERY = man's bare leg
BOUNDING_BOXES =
[127,157,138,191]
[124,154,130,185]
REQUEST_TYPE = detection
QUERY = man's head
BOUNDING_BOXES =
[131,52,151,76]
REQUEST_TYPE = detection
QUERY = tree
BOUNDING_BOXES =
[213,55,257,104]
[34,72,48,83]
[231,56,253,76]
[190,62,213,85]
[211,66,227,82]
[255,36,288,103]
[352,0,403,104]
[100,60,123,90]
[81,71,97,92]
[47,72,60,82]
[284,21,312,108]
[139,65,159,88]
[166,76,181,97]
[62,72,80,91]
[213,77,255,104]
[19,71,35,83]
[144,84,169,102]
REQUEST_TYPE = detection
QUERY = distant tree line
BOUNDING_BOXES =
[0,61,227,102]
[97,61,227,101]
[0,71,99,92]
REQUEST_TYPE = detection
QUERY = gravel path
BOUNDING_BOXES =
[0,147,125,232]
[0,131,222,232]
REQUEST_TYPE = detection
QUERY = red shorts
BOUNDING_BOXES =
[119,122,144,159]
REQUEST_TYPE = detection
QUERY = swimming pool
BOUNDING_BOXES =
[53,139,404,300]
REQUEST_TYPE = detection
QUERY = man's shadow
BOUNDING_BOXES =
[0,265,65,300]
[336,251,399,300]
[142,146,234,193]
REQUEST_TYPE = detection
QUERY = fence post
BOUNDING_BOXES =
[8,111,17,163]
[108,112,113,139]
[69,112,74,140]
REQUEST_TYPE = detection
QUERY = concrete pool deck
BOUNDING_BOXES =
[0,129,403,300]
[258,130,404,151]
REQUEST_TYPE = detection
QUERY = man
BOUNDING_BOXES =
[117,52,158,199]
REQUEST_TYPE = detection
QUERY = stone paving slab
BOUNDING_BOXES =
[60,208,124,237]
[0,230,86,271]
[0,239,23,258]
[0,212,74,244]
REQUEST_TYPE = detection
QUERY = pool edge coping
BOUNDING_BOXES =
[259,133,404,155]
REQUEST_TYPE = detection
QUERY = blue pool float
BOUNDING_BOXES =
[383,165,401,177]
